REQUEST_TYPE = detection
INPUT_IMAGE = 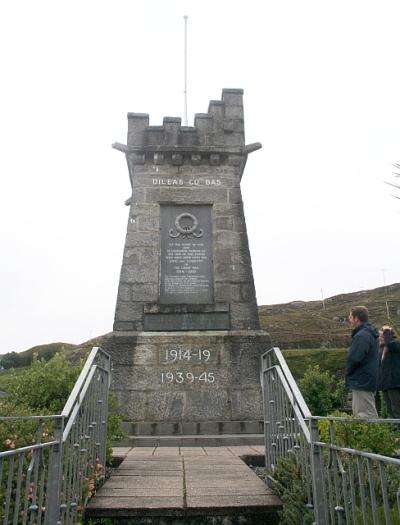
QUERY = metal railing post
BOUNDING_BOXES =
[45,417,64,525]
[309,418,327,525]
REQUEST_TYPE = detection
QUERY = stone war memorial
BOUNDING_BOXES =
[104,89,271,444]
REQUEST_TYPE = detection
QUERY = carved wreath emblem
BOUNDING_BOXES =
[169,212,204,238]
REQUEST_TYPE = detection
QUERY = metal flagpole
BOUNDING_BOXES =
[183,15,188,126]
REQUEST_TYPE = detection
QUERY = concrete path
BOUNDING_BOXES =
[86,446,281,521]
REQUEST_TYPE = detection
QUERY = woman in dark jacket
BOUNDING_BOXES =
[378,325,400,418]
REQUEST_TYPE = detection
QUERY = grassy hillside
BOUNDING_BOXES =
[259,283,400,349]
[283,348,347,381]
[1,284,398,384]
[0,336,109,369]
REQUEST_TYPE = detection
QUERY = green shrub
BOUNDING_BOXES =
[0,352,126,464]
[299,365,346,415]
[106,394,127,465]
[283,348,347,381]
[6,352,81,413]
[318,410,400,456]
[0,400,53,452]
[272,450,314,525]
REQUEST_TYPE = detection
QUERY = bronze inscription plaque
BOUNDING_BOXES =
[160,205,213,304]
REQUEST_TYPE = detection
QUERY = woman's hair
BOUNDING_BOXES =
[380,325,396,336]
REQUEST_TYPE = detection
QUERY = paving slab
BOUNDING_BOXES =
[186,486,273,496]
[88,496,184,509]
[118,461,182,470]
[186,494,281,508]
[185,474,256,483]
[112,447,133,456]
[153,447,181,456]
[113,470,183,477]
[184,456,243,464]
[126,447,156,456]
[124,455,180,462]
[104,477,183,488]
[86,445,279,520]
[228,446,262,456]
[202,447,235,456]
[178,447,207,455]
[95,488,183,497]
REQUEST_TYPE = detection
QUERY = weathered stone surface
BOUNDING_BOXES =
[103,331,270,424]
[128,283,158,302]
[114,302,143,323]
[116,284,131,302]
[121,264,158,283]
[185,390,230,420]
[147,391,186,420]
[109,91,270,429]
[112,390,147,421]
[231,389,263,420]
[144,313,230,331]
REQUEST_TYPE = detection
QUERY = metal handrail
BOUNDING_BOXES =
[262,346,400,524]
[61,347,111,418]
[0,346,111,525]
[262,346,311,419]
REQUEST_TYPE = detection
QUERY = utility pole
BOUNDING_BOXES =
[381,268,390,320]
[183,15,188,126]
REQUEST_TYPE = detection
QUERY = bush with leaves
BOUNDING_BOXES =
[271,450,314,525]
[106,394,126,464]
[6,352,81,413]
[0,353,79,452]
[299,364,346,415]
[318,410,400,456]
[0,353,125,464]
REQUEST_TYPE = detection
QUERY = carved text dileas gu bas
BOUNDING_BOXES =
[161,348,215,385]
[153,178,221,186]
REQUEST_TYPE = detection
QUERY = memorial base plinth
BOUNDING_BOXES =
[102,330,271,435]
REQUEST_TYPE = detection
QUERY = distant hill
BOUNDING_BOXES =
[0,336,110,369]
[2,284,399,367]
[259,283,400,349]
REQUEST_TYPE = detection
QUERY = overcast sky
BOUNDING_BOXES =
[1,0,399,353]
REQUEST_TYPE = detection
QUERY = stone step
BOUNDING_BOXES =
[114,433,265,447]
[121,420,264,436]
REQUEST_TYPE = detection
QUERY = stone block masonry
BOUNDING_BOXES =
[106,89,270,432]
[112,89,262,333]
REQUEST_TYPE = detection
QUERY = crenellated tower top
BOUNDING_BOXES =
[113,89,261,184]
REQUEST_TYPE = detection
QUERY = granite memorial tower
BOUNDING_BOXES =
[105,89,271,441]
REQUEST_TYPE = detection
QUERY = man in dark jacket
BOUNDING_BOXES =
[346,306,379,418]
[378,325,400,418]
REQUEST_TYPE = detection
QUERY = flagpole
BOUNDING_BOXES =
[183,15,188,126]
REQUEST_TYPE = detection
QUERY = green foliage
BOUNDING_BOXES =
[0,367,25,393]
[0,352,125,464]
[6,353,81,413]
[318,410,400,456]
[0,401,53,452]
[0,343,77,370]
[0,353,80,452]
[283,348,347,381]
[272,451,314,525]
[106,394,127,465]
[0,351,26,369]
[299,365,346,415]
